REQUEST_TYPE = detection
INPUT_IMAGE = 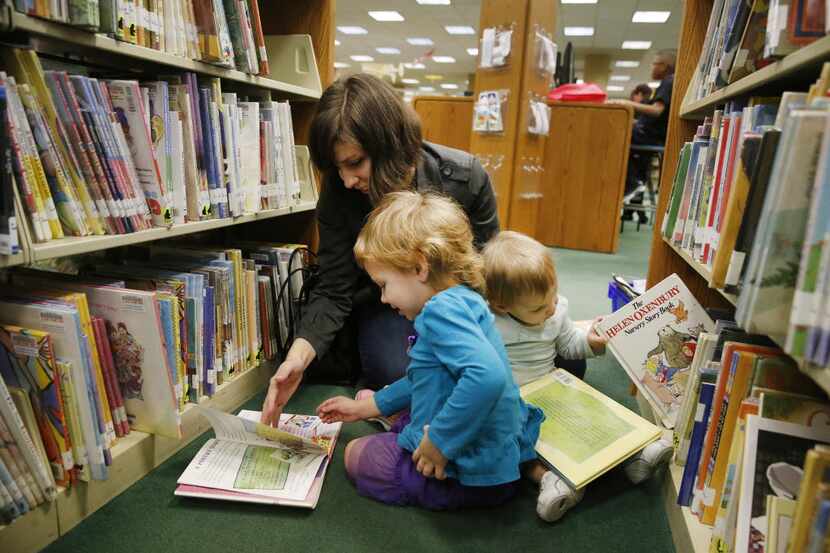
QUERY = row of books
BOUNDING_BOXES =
[661,66,830,377]
[690,0,827,102]
[0,46,301,250]
[670,318,830,553]
[13,0,270,76]
[0,240,307,524]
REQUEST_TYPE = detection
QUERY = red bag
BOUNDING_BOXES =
[547,83,607,103]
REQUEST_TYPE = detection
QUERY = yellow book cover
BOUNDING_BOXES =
[788,445,830,553]
[709,397,759,553]
[766,495,796,553]
[701,348,781,525]
[57,359,87,481]
[520,369,661,490]
[245,268,257,369]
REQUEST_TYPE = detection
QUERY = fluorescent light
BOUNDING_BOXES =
[615,60,640,68]
[607,85,625,92]
[402,78,419,84]
[632,11,671,23]
[432,56,456,63]
[334,39,341,46]
[649,81,660,88]
[425,74,443,80]
[369,10,404,21]
[467,47,479,56]
[445,25,475,35]
[404,62,426,69]
[417,0,450,4]
[622,40,652,49]
[333,62,350,68]
[440,83,459,89]
[610,75,631,81]
[407,37,434,45]
[564,26,594,36]
[419,86,435,92]
[576,78,584,84]
[376,47,401,54]
[561,0,597,3]
[350,55,374,62]
[338,26,368,35]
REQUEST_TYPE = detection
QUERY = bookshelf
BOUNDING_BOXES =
[648,2,830,552]
[0,2,333,550]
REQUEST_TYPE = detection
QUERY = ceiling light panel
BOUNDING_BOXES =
[622,41,652,49]
[607,85,624,91]
[338,26,367,35]
[445,26,476,35]
[407,37,434,45]
[432,56,456,63]
[610,75,631,81]
[632,11,671,23]
[350,55,375,62]
[376,47,401,54]
[615,60,640,68]
[564,27,594,36]
[416,0,450,4]
[369,11,404,21]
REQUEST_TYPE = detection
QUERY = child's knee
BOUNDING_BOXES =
[343,438,365,480]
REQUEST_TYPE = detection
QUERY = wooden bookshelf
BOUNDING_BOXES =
[28,201,316,262]
[1,362,274,553]
[0,8,322,100]
[681,33,830,119]
[661,238,738,306]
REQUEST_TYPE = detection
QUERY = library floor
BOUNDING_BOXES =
[41,225,676,553]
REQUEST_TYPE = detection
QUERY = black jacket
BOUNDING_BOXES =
[297,142,499,359]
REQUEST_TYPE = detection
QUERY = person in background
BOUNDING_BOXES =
[317,192,543,511]
[260,73,498,426]
[482,230,674,521]
[629,83,653,104]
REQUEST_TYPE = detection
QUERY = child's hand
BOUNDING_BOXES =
[412,425,448,480]
[588,316,608,355]
[316,395,379,423]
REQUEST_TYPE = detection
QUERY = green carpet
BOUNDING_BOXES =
[42,226,677,553]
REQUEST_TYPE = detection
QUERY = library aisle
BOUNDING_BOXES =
[38,230,677,553]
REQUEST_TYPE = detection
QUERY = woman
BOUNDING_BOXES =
[260,73,499,426]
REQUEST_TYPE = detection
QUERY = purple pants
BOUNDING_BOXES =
[346,414,519,510]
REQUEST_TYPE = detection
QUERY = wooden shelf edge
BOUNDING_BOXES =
[802,363,830,398]
[680,34,830,119]
[1,10,321,100]
[661,237,737,306]
[0,361,275,553]
[29,201,316,262]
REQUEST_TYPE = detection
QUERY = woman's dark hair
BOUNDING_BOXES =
[630,83,652,100]
[309,73,422,204]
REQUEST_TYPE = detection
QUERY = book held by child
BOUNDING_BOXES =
[597,273,716,428]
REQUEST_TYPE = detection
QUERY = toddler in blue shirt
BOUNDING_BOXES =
[317,191,543,510]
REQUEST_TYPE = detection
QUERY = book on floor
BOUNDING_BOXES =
[175,407,341,509]
[520,369,662,490]
[596,273,716,428]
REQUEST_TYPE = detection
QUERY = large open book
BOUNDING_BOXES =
[520,369,662,489]
[174,407,342,509]
[596,273,715,428]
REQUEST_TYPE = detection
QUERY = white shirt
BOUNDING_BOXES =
[494,295,595,387]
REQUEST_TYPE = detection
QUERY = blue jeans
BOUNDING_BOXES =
[356,302,414,389]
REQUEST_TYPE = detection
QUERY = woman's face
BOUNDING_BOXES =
[334,141,372,195]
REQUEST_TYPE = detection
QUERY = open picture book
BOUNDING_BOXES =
[596,273,715,428]
[520,369,662,489]
[175,407,342,509]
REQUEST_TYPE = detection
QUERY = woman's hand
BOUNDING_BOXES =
[412,425,448,480]
[261,357,305,426]
[317,395,380,423]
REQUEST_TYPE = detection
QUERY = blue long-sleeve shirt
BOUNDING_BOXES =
[374,286,543,486]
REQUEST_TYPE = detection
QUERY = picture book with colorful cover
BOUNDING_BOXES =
[735,416,830,553]
[596,273,715,428]
[175,407,341,509]
[520,369,661,490]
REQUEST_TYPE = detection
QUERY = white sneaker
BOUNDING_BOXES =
[624,438,673,485]
[537,471,585,522]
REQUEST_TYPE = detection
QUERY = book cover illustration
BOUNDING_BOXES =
[521,370,661,489]
[107,320,144,401]
[735,416,830,553]
[597,274,715,428]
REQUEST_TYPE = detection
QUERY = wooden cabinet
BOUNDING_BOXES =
[413,96,473,151]
[536,102,632,254]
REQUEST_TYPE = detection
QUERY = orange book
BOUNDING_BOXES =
[690,341,779,522]
[700,348,782,525]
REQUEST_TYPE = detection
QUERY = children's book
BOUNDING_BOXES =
[520,369,661,490]
[597,273,716,428]
[789,445,830,553]
[175,407,341,509]
[765,495,796,553]
[678,378,716,506]
[735,416,830,553]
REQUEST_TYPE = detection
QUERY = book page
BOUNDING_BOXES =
[177,438,325,502]
[198,406,326,454]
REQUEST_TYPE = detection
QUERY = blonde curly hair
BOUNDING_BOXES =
[354,191,485,294]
